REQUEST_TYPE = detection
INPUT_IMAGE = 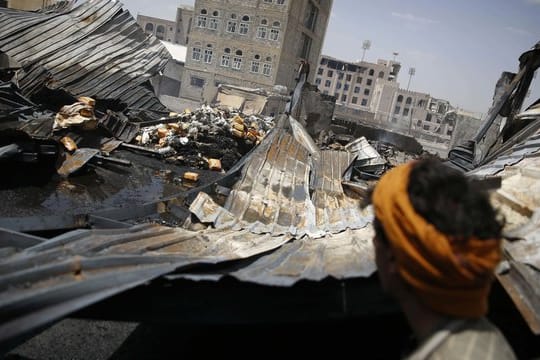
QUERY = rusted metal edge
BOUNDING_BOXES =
[496,260,540,335]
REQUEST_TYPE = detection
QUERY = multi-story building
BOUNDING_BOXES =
[137,6,194,45]
[0,0,57,10]
[180,0,333,103]
[315,55,401,109]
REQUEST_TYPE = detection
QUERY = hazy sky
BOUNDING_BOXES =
[121,0,540,115]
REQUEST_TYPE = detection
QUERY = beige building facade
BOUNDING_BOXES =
[137,6,194,45]
[180,0,332,103]
[2,0,56,10]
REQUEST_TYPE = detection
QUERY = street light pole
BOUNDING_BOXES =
[361,40,371,62]
[407,67,415,91]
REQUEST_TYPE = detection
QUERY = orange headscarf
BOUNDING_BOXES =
[372,161,502,318]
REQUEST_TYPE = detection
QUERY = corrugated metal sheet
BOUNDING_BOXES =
[191,115,371,238]
[0,0,170,111]
[0,224,291,345]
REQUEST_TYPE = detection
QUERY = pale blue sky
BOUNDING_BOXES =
[121,0,540,115]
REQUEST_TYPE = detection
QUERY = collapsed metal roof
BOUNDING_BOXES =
[0,0,170,110]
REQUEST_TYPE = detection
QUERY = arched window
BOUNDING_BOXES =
[224,48,231,53]
[144,23,154,33]
[200,9,207,14]
[261,19,268,25]
[397,95,403,103]
[406,97,412,105]
[233,50,243,70]
[254,54,260,60]
[236,50,243,56]
[230,13,237,19]
[212,10,219,17]
[156,25,165,39]
[266,56,272,62]
[239,15,250,35]
[272,21,281,27]
[242,15,250,22]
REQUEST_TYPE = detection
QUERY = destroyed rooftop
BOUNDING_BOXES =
[0,0,540,352]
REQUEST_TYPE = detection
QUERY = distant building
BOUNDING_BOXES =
[180,0,333,103]
[136,6,194,45]
[1,0,57,10]
[315,55,401,109]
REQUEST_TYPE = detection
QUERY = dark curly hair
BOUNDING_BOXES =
[369,158,504,242]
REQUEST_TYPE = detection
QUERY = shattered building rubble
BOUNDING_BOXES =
[0,0,539,355]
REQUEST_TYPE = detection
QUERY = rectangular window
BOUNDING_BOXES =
[341,94,347,102]
[197,16,207,28]
[324,80,331,87]
[361,98,368,106]
[208,18,219,30]
[227,21,237,33]
[315,78,321,85]
[263,63,272,76]
[327,70,333,77]
[352,97,358,104]
[394,106,401,114]
[239,23,249,35]
[346,74,352,81]
[257,26,267,39]
[221,54,230,67]
[251,61,260,73]
[366,79,372,86]
[403,108,409,116]
[338,72,344,80]
[354,86,360,93]
[426,113,432,122]
[192,47,201,61]
[336,82,342,90]
[364,89,370,95]
[304,0,318,31]
[344,84,349,91]
[269,28,280,41]
[356,76,362,83]
[317,68,323,75]
[190,76,204,87]
[232,56,242,70]
[203,49,213,64]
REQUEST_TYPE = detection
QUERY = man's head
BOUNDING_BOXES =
[370,158,503,318]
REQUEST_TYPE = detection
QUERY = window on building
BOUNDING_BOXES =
[378,71,384,78]
[352,97,358,104]
[317,68,323,75]
[324,80,331,87]
[338,72,344,80]
[213,10,220,17]
[417,99,425,107]
[299,33,312,59]
[273,21,281,27]
[336,82,342,90]
[197,16,207,28]
[426,113,432,122]
[192,46,201,61]
[403,108,409,116]
[190,76,204,87]
[344,84,349,91]
[227,20,237,33]
[200,9,207,15]
[447,129,453,136]
[144,23,154,34]
[263,0,272,2]
[277,0,285,4]
[406,97,412,105]
[361,98,368,106]
[239,22,249,35]
[397,95,403,103]
[436,117,441,124]
[423,124,430,130]
[366,79,372,86]
[341,94,347,102]
[356,76,362,83]
[263,62,272,76]
[208,18,219,30]
[364,89,370,96]
[156,25,165,40]
[315,78,321,85]
[369,69,374,76]
[417,120,422,126]
[346,74,352,82]
[394,106,401,114]
[261,19,268,25]
[232,50,243,70]
[221,54,230,67]
[269,28,280,41]
[327,70,333,77]
[257,26,267,39]
[251,60,260,73]
[304,0,318,31]
[203,45,213,63]
[354,86,360,93]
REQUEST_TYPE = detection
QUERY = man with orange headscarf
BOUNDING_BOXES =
[370,158,516,359]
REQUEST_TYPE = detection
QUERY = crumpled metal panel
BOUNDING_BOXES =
[196,115,371,238]
[231,227,376,286]
[0,0,170,110]
[0,223,291,345]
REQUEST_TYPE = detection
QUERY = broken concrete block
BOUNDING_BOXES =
[183,171,199,182]
[208,158,222,171]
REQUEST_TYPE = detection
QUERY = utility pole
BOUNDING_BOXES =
[392,52,399,62]
[361,40,371,62]
[407,67,415,91]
